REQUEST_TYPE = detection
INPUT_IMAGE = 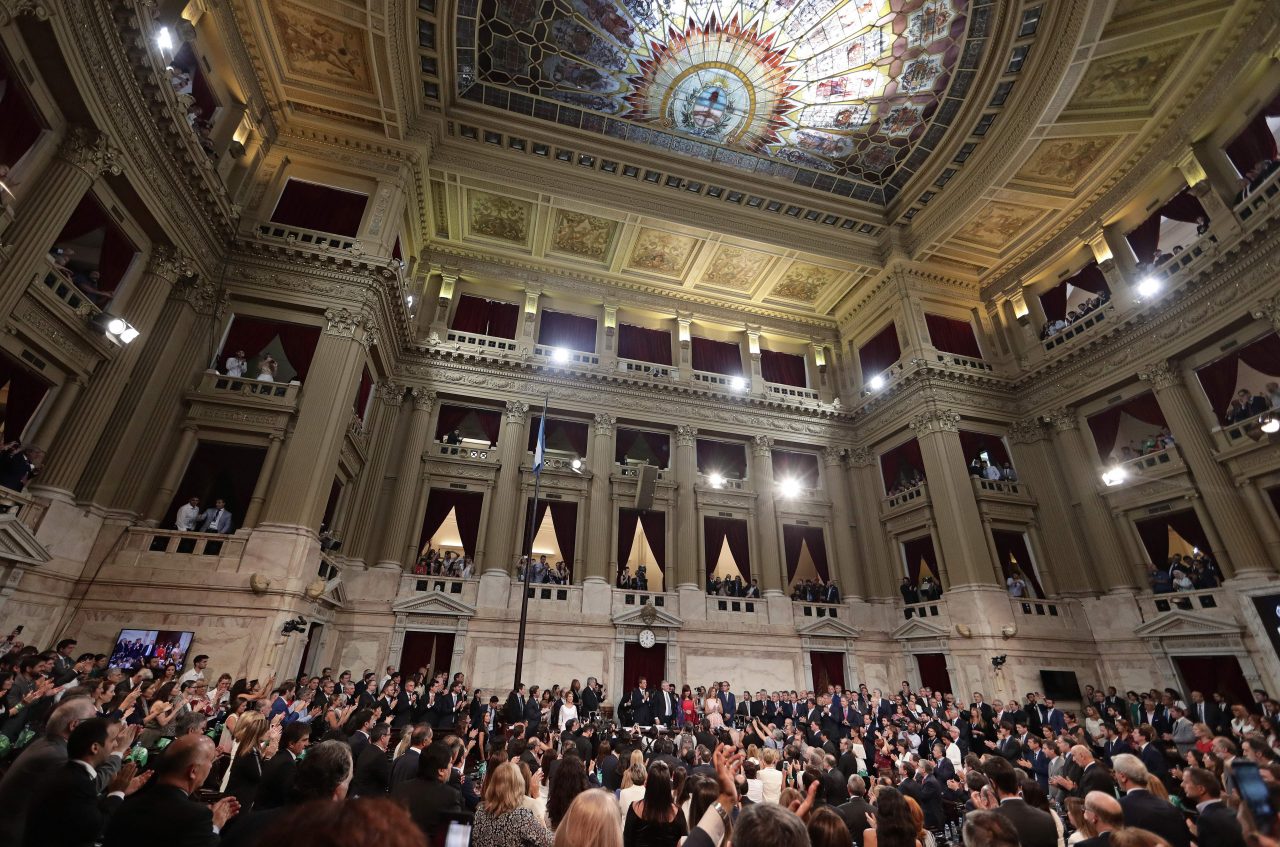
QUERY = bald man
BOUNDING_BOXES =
[103,735,240,847]
[1076,791,1123,846]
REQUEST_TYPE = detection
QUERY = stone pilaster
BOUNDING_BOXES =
[751,435,784,595]
[344,381,405,563]
[484,400,529,574]
[1239,479,1280,569]
[243,434,283,528]
[846,447,894,598]
[1140,361,1273,577]
[673,425,699,589]
[822,446,864,600]
[583,413,615,584]
[376,388,434,568]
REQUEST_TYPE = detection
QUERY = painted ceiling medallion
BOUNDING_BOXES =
[466,0,973,195]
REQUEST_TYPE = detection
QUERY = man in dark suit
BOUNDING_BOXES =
[255,721,310,809]
[970,691,995,722]
[1188,690,1227,735]
[717,681,736,721]
[1099,724,1132,765]
[580,678,601,718]
[102,735,240,847]
[23,718,148,847]
[346,709,375,763]
[1181,766,1246,847]
[219,741,354,847]
[1041,698,1067,733]
[597,740,622,791]
[351,724,393,797]
[631,678,653,726]
[1133,725,1168,783]
[982,757,1058,847]
[504,684,528,725]
[994,721,1023,764]
[652,680,675,725]
[1112,753,1190,847]
[391,724,432,787]
[914,760,946,831]
[391,741,463,841]
[1075,790,1124,847]
[836,774,874,847]
[523,685,542,738]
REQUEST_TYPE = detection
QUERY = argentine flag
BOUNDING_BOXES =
[532,412,546,477]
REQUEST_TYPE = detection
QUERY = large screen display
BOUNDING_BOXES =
[108,629,194,670]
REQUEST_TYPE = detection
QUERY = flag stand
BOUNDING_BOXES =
[513,396,549,690]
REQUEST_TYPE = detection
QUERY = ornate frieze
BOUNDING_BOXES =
[1007,417,1048,445]
[145,246,193,282]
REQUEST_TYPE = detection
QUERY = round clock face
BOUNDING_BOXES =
[639,629,656,649]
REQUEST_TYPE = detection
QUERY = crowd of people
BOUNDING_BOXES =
[517,555,571,585]
[413,548,477,579]
[1225,385,1280,425]
[1039,291,1110,341]
[969,459,1018,484]
[888,468,926,498]
[1116,429,1176,463]
[1234,157,1280,205]
[0,630,1276,847]
[900,576,943,605]
[791,579,841,604]
[706,574,761,598]
[1146,552,1221,595]
[222,349,280,382]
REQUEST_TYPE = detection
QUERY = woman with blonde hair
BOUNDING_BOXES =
[703,684,724,730]
[759,747,784,803]
[617,762,647,818]
[554,789,622,847]
[473,761,552,847]
[225,710,281,809]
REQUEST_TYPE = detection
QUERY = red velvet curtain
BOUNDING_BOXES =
[925,314,982,358]
[958,431,1011,468]
[417,488,462,555]
[0,58,44,167]
[476,409,502,445]
[691,337,743,375]
[1126,189,1208,262]
[453,491,483,558]
[270,179,369,237]
[56,195,138,290]
[0,355,48,441]
[623,643,666,693]
[639,511,666,568]
[1136,515,1171,565]
[858,322,901,378]
[783,525,830,582]
[549,501,578,578]
[434,404,471,440]
[1238,333,1280,375]
[760,350,807,386]
[771,450,820,487]
[617,508,641,575]
[915,654,952,695]
[618,324,673,365]
[704,516,751,582]
[1067,263,1109,296]
[696,439,747,479]
[810,652,845,690]
[1226,97,1280,175]
[450,294,490,334]
[1174,656,1254,708]
[488,300,520,339]
[526,417,588,456]
[538,310,597,353]
[725,519,750,583]
[435,406,502,445]
[879,439,925,491]
[1161,190,1208,223]
[991,530,1044,598]
[399,632,455,681]
[1196,356,1241,425]
[1040,283,1068,324]
[615,428,670,468]
[1087,393,1167,460]
[902,535,939,584]
[353,367,373,419]
[220,316,280,364]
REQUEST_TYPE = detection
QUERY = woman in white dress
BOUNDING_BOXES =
[558,691,579,731]
[703,683,724,731]
[758,747,784,803]
[256,354,278,382]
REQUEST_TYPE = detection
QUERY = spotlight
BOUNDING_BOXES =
[1136,275,1161,299]
[106,318,128,336]
[227,140,246,159]
[406,294,415,308]
[1101,466,1127,487]
[868,374,885,391]
[570,458,583,472]
[1261,416,1279,434]
[93,313,141,345]
[707,472,725,489]
[730,376,747,391]
[155,27,173,51]
[551,347,571,364]
[119,326,140,344]
[778,477,802,498]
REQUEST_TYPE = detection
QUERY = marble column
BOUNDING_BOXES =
[0,128,123,320]
[583,413,615,584]
[673,425,699,589]
[484,400,529,575]
[846,450,894,598]
[822,447,864,599]
[261,308,370,529]
[376,388,435,568]
[1240,480,1280,568]
[148,425,199,522]
[909,410,997,588]
[1046,408,1141,590]
[750,435,784,595]
[42,248,190,495]
[243,434,283,528]
[26,377,82,455]
[1140,361,1271,577]
[345,381,406,563]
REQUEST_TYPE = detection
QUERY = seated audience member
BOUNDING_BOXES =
[220,740,353,847]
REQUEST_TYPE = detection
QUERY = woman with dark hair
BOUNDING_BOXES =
[864,786,921,847]
[546,754,590,830]
[622,760,687,846]
[808,807,852,847]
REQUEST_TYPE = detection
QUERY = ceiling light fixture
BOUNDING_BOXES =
[94,313,140,345]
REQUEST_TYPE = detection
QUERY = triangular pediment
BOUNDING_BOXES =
[891,617,950,640]
[612,604,683,628]
[1134,609,1242,638]
[318,577,348,610]
[0,515,51,567]
[392,590,476,617]
[797,616,862,638]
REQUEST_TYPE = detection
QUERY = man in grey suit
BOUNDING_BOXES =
[0,696,127,846]
[982,757,1059,847]
[199,498,234,533]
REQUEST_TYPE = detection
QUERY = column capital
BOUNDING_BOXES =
[908,409,960,434]
[1008,417,1048,445]
[751,434,774,457]
[1044,407,1078,432]
[409,387,436,411]
[0,0,51,25]
[323,307,364,337]
[57,126,123,177]
[822,446,845,467]
[145,246,192,282]
[505,400,529,421]
[1138,360,1182,390]
[592,412,616,435]
[172,276,223,317]
[675,425,698,447]
[847,446,875,468]
[377,381,405,406]
[1251,296,1280,332]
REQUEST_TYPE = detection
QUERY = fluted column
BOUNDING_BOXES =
[584,413,615,583]
[673,425,699,589]
[261,308,371,529]
[750,435,784,595]
[345,381,405,562]
[147,425,198,522]
[0,127,122,320]
[1140,361,1271,577]
[377,388,434,568]
[1240,480,1280,567]
[822,447,864,600]
[42,248,191,495]
[26,377,82,453]
[243,435,283,528]
[846,449,894,598]
[1046,408,1140,590]
[908,410,997,588]
[484,400,529,575]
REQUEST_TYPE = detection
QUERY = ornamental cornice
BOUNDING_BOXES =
[907,409,961,434]
[172,275,224,317]
[57,126,123,177]
[144,246,193,282]
[1137,361,1181,391]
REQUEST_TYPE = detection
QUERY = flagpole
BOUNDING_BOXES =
[513,396,549,691]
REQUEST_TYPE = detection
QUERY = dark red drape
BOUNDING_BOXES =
[453,491,483,558]
[488,300,520,339]
[617,324,673,365]
[1087,393,1166,461]
[617,508,640,575]
[760,350,808,386]
[615,428,670,468]
[704,516,751,582]
[902,535,939,585]
[1238,332,1280,376]
[434,406,502,445]
[0,57,44,167]
[0,355,48,441]
[958,431,1011,468]
[526,417,588,456]
[270,179,369,237]
[858,322,901,379]
[772,450,820,487]
[1129,190,1211,260]
[1226,99,1280,175]
[399,631,455,681]
[622,643,666,694]
[1136,515,1172,565]
[1166,510,1213,555]
[417,488,460,555]
[1040,283,1068,324]
[56,195,139,290]
[434,404,470,440]
[1066,263,1109,296]
[1174,656,1254,709]
[392,237,402,261]
[639,511,666,569]
[549,501,578,577]
[991,530,1044,598]
[696,439,747,479]
[1270,487,1280,524]
[167,441,265,530]
[691,337,743,376]
[220,316,279,363]
[538,310,597,353]
[810,652,845,691]
[783,525,830,582]
[353,367,373,419]
[477,409,502,445]
[879,439,925,491]
[925,314,983,359]
[1161,190,1208,223]
[450,294,489,334]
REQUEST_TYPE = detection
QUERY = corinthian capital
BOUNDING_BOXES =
[324,307,363,337]
[505,400,529,421]
[146,246,192,282]
[1044,408,1078,432]
[377,381,405,406]
[1008,417,1047,445]
[173,275,220,316]
[1138,360,1182,391]
[822,446,845,467]
[58,126,123,177]
[908,409,961,435]
[1251,297,1280,332]
[593,413,615,435]
[410,388,436,411]
[675,425,698,447]
[751,434,774,457]
[847,446,875,468]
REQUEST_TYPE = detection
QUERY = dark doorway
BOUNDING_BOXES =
[810,651,845,691]
[916,653,953,695]
[296,622,322,679]
[399,630,456,681]
[166,441,265,532]
[622,641,667,693]
[1174,655,1253,706]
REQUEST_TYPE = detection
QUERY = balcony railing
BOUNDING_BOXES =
[795,601,842,619]
[618,358,676,379]
[1235,164,1280,224]
[1012,597,1063,618]
[196,371,299,403]
[903,598,945,620]
[699,474,747,491]
[113,528,247,567]
[256,221,359,251]
[972,477,1028,498]
[0,485,47,532]
[618,464,667,480]
[1103,446,1186,488]
[1043,305,1111,352]
[615,589,668,609]
[707,596,761,616]
[765,382,819,402]
[534,345,599,366]
[435,442,496,462]
[885,482,927,510]
[692,370,745,391]
[1140,587,1223,618]
[1149,229,1217,283]
[1213,410,1278,451]
[446,329,519,352]
[935,351,993,373]
[39,257,101,317]
[397,573,479,604]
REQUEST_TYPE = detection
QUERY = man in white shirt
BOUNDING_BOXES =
[982,463,1002,481]
[199,499,233,534]
[225,350,248,378]
[175,497,204,532]
[178,655,209,686]
[1007,575,1027,598]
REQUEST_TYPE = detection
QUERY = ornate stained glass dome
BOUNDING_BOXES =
[456,0,986,203]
